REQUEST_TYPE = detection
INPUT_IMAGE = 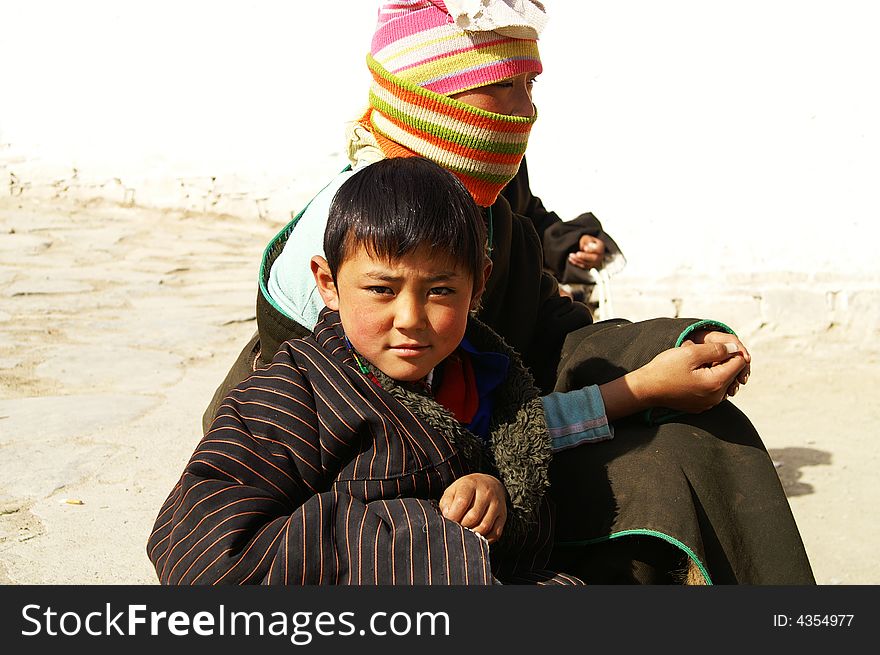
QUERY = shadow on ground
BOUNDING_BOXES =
[769,447,832,497]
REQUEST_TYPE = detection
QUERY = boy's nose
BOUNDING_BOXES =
[393,296,427,330]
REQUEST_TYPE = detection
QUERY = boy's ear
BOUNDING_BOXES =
[311,255,339,311]
[470,259,493,311]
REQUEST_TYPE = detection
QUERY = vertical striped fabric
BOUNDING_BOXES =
[147,309,581,585]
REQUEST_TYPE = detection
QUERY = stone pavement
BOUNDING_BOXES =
[0,197,278,583]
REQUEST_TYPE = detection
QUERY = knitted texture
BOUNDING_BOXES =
[366,54,536,206]
[371,0,542,96]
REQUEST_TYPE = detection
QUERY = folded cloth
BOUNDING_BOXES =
[548,317,816,584]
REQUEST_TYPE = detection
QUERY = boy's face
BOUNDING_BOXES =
[314,245,483,383]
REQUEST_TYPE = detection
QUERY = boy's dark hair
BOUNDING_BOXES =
[324,157,487,286]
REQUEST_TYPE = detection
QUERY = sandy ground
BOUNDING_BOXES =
[1,197,878,585]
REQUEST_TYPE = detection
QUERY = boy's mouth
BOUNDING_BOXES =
[389,343,430,356]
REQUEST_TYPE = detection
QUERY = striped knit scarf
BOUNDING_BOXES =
[365,54,536,207]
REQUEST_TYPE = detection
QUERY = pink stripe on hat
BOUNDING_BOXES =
[370,0,541,96]
[422,57,541,96]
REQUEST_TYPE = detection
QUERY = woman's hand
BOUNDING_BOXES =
[681,330,752,397]
[567,234,606,269]
[635,341,748,413]
[601,336,749,421]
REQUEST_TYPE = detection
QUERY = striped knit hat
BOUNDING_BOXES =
[371,0,544,96]
[360,0,547,206]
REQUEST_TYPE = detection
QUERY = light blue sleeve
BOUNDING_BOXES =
[267,169,358,330]
[541,386,614,453]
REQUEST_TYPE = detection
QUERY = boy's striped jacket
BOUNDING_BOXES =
[147,308,580,585]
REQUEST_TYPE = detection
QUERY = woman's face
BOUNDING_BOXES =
[449,72,537,117]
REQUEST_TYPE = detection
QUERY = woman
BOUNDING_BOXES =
[206,0,813,584]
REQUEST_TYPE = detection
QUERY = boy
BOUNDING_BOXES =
[147,157,580,585]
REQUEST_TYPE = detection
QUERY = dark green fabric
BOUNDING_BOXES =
[548,318,815,584]
[474,194,593,392]
[202,331,259,434]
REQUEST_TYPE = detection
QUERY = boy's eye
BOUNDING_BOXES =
[366,286,393,295]
[429,287,454,296]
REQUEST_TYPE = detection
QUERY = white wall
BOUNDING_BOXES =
[532,0,880,274]
[525,1,880,340]
[0,0,376,215]
[2,1,879,340]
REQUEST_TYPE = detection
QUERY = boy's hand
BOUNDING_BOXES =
[635,341,748,414]
[439,473,507,544]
